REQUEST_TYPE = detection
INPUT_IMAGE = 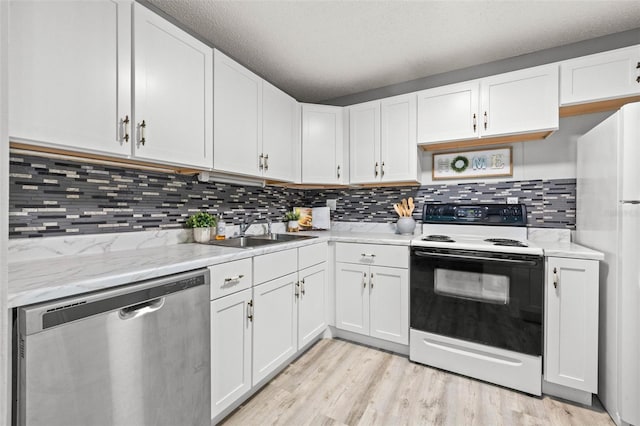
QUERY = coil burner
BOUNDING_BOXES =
[484,238,528,247]
[422,235,455,243]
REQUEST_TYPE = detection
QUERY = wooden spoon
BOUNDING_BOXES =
[408,197,415,215]
[393,203,403,217]
[402,198,409,215]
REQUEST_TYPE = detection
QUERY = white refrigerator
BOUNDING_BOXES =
[576,101,640,425]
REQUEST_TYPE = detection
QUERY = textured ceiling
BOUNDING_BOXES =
[145,0,640,103]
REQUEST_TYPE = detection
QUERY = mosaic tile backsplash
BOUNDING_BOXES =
[9,154,576,238]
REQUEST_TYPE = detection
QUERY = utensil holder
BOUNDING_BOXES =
[396,217,416,235]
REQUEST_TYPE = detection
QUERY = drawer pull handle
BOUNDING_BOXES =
[361,253,376,258]
[224,274,245,283]
[553,267,558,289]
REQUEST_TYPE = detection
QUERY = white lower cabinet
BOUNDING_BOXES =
[544,256,599,393]
[210,288,252,419]
[297,262,327,348]
[252,272,299,385]
[335,243,409,345]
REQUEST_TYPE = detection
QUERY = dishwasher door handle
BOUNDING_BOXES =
[119,297,165,320]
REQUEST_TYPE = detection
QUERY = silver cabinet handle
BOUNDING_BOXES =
[370,272,374,289]
[295,281,300,298]
[375,162,379,177]
[264,154,269,171]
[553,267,558,289]
[483,111,488,130]
[636,62,640,83]
[472,113,477,132]
[259,154,264,171]
[247,299,254,322]
[301,278,306,295]
[361,253,376,258]
[337,165,341,179]
[362,272,367,288]
[122,115,130,142]
[224,274,244,283]
[139,120,146,145]
[381,161,385,178]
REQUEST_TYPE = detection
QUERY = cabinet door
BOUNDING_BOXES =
[417,81,479,144]
[297,263,327,349]
[545,257,598,393]
[9,0,131,156]
[369,266,409,345]
[480,64,558,137]
[134,3,212,168]
[252,273,298,385]
[262,81,297,182]
[349,101,380,184]
[301,104,344,184]
[561,45,640,106]
[380,93,418,183]
[214,49,262,177]
[335,263,370,335]
[211,289,252,418]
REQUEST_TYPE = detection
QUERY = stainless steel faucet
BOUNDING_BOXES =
[239,217,255,237]
[266,218,272,235]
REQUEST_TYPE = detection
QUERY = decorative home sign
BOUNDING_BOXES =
[432,147,513,180]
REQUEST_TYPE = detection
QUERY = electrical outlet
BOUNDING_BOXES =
[507,197,518,204]
[326,199,337,211]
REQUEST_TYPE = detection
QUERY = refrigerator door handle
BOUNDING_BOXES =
[620,200,640,204]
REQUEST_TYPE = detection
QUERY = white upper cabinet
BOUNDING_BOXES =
[349,94,418,185]
[560,45,640,106]
[481,64,558,138]
[380,94,418,183]
[133,3,212,169]
[301,104,344,184]
[214,51,298,181]
[349,101,380,184]
[262,81,298,182]
[417,64,558,146]
[9,0,132,156]
[214,49,262,177]
[417,81,479,144]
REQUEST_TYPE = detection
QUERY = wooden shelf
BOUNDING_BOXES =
[419,131,553,152]
[559,95,640,117]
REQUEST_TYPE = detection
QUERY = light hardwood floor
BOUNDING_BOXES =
[220,338,614,426]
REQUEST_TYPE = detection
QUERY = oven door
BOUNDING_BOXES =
[410,247,544,356]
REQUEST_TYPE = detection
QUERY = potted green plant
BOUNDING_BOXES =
[185,212,217,243]
[284,210,300,232]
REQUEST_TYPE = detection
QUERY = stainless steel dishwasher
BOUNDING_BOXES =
[14,268,210,426]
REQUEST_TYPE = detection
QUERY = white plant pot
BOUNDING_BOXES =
[287,221,299,232]
[193,227,212,243]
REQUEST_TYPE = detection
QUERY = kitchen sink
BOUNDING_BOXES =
[252,233,318,242]
[204,233,317,249]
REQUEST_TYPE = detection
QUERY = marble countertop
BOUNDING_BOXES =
[533,241,605,261]
[8,228,602,308]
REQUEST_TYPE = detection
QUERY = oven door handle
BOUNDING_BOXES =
[413,250,539,266]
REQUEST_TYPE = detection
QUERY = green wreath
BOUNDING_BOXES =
[450,155,469,173]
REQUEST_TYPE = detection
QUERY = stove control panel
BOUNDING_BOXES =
[422,203,527,226]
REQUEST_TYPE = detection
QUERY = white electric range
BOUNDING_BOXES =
[409,203,545,395]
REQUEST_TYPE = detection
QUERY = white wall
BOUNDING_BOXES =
[419,111,615,185]
[0,0,10,422]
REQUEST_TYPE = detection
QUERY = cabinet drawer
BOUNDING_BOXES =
[299,242,328,270]
[335,243,408,268]
[209,258,253,300]
[254,248,298,285]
